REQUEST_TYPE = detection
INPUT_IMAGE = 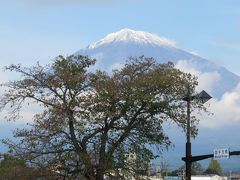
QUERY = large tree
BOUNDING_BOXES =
[0,55,205,179]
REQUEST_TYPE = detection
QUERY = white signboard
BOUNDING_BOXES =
[214,148,229,160]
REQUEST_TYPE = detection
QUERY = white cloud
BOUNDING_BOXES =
[175,60,221,94]
[109,62,124,71]
[175,59,199,75]
[200,84,240,128]
[197,71,220,95]
[175,60,240,129]
[189,51,200,57]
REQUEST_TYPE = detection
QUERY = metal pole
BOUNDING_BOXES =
[186,95,191,180]
[182,89,211,180]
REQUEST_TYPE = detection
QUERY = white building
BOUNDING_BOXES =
[192,175,228,180]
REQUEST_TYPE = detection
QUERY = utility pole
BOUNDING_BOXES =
[182,89,212,180]
[186,96,191,180]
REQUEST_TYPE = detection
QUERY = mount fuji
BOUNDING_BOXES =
[75,28,240,99]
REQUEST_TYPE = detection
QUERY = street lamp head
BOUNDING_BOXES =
[196,90,212,104]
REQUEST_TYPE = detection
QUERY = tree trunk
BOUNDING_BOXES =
[96,168,104,180]
[96,129,108,180]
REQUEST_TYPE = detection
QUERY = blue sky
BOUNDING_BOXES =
[1,0,240,171]
[1,0,240,74]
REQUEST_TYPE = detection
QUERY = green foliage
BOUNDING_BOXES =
[0,154,26,177]
[191,162,204,175]
[0,55,206,179]
[0,153,26,169]
[205,159,223,176]
[170,162,204,176]
[0,154,62,179]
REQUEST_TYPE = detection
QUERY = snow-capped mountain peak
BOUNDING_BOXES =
[88,28,176,49]
[76,28,240,99]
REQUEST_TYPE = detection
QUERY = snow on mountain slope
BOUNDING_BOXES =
[75,28,240,99]
[87,28,176,49]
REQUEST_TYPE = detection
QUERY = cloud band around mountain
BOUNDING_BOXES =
[176,60,240,129]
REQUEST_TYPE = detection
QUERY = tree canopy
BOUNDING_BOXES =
[170,162,204,177]
[0,55,206,179]
[204,159,223,176]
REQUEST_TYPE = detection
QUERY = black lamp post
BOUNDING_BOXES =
[183,89,212,180]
